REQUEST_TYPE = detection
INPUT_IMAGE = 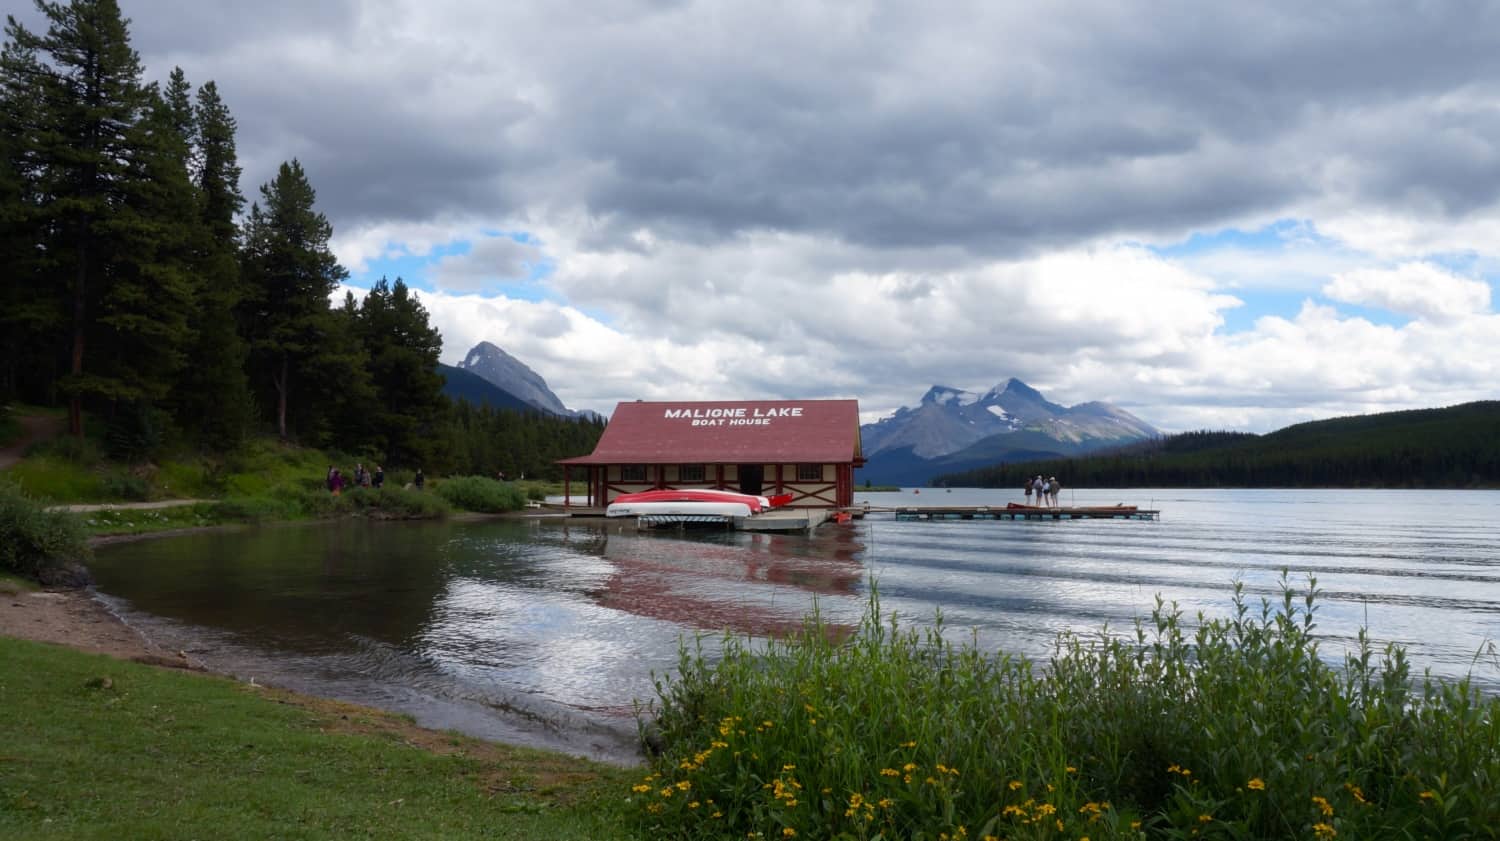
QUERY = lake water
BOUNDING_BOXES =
[89,488,1500,764]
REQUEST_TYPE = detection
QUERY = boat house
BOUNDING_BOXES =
[558,399,864,510]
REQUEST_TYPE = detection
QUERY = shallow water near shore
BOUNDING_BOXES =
[89,488,1500,763]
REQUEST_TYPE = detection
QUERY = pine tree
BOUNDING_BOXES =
[353,277,445,466]
[172,76,253,448]
[0,37,60,403]
[239,159,351,440]
[2,0,161,436]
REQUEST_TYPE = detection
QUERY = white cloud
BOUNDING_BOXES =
[1324,263,1491,322]
[431,235,545,292]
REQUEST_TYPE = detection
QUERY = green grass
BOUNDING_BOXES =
[0,571,40,594]
[74,504,232,536]
[0,637,633,840]
[631,575,1500,840]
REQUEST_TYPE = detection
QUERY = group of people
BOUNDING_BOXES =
[1023,474,1063,507]
[326,462,395,495]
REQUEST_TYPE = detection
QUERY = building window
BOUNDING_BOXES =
[679,464,706,482]
[796,464,823,482]
[620,465,647,482]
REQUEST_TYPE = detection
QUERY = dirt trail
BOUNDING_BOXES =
[55,499,208,513]
[0,413,65,470]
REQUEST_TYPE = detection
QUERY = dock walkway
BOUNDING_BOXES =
[870,505,1157,521]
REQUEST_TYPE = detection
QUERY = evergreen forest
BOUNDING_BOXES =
[934,402,1500,489]
[0,0,602,478]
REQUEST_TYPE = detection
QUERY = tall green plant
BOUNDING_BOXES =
[632,576,1500,840]
[0,479,89,580]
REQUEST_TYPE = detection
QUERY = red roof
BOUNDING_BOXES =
[558,400,863,465]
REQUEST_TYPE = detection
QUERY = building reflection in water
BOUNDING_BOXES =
[555,523,867,639]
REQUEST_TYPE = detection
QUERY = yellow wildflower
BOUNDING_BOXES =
[1312,795,1333,816]
[1345,783,1368,804]
[1419,790,1436,800]
[1130,820,1142,830]
[1198,813,1212,823]
[1066,765,1077,773]
[901,740,917,748]
[880,768,900,777]
[1313,822,1337,839]
[1247,778,1265,791]
[688,801,700,809]
[676,780,692,791]
[783,763,796,771]
[631,784,650,793]
[783,829,797,838]
[1008,780,1024,791]
[1055,818,1065,831]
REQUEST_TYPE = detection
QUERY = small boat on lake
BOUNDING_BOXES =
[605,489,794,519]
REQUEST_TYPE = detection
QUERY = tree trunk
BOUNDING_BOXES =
[69,239,87,437]
[275,353,288,440]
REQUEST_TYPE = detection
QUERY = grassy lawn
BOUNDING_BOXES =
[0,638,635,840]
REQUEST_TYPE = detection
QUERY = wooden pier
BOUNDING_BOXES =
[876,505,1157,521]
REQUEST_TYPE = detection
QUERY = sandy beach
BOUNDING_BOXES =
[0,584,200,670]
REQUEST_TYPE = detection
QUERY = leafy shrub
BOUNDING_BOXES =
[100,473,151,501]
[433,475,528,513]
[631,575,1500,840]
[0,408,20,447]
[338,486,450,519]
[0,480,90,580]
[208,495,300,523]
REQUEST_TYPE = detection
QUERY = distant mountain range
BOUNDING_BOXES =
[859,379,1158,486]
[439,341,598,418]
[935,401,1500,489]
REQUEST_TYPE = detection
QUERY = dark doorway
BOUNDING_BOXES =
[737,464,764,496]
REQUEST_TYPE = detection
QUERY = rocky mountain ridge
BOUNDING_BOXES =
[453,341,599,418]
[859,379,1158,485]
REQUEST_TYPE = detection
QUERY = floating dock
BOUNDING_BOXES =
[877,505,1157,521]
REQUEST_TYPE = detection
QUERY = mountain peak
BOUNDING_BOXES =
[457,341,570,415]
[919,385,974,407]
[999,378,1044,400]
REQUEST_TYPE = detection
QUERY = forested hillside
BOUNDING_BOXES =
[934,402,1500,489]
[0,1,600,477]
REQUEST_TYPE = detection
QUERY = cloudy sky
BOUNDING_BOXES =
[40,1,1500,430]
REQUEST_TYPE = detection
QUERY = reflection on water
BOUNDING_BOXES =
[89,489,1500,764]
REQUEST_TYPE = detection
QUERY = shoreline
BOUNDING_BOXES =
[6,509,645,768]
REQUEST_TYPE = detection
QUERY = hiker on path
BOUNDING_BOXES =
[414,468,425,490]
[373,465,384,489]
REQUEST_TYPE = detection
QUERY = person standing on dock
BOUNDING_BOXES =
[1024,478,1033,506]
[1048,476,1062,507]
